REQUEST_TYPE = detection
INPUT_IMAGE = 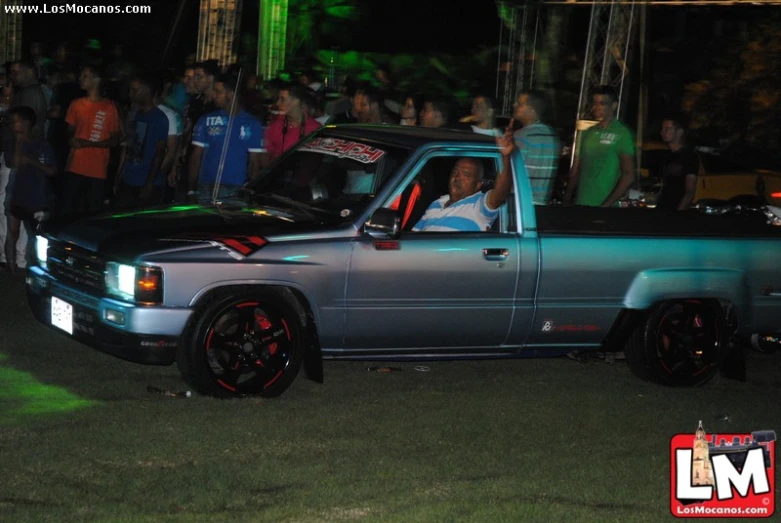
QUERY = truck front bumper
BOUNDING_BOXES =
[26,267,193,365]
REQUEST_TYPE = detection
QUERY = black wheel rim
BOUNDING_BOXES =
[654,300,721,381]
[204,301,293,394]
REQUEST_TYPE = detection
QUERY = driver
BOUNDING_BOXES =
[412,129,515,232]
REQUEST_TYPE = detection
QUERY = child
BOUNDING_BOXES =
[4,105,56,274]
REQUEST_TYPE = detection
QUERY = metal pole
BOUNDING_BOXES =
[616,1,635,120]
[212,67,244,203]
[495,6,504,102]
[601,1,616,85]
[529,6,540,89]
[514,3,529,101]
[576,3,599,121]
[161,0,189,67]
[635,2,647,183]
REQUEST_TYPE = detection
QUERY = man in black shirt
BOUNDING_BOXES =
[655,114,699,210]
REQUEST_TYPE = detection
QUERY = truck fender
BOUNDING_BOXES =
[273,286,323,384]
[623,269,751,328]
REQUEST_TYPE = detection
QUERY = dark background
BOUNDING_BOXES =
[20,0,503,64]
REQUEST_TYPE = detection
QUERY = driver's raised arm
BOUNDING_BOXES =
[486,125,516,210]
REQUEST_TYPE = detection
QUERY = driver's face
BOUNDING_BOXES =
[448,159,482,203]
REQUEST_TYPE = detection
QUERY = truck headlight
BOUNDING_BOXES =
[106,262,163,304]
[35,236,49,267]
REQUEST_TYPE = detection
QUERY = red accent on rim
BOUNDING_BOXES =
[255,313,273,330]
[264,372,283,389]
[217,380,237,392]
[236,302,259,308]
[281,319,291,340]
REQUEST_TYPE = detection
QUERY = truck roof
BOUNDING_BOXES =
[321,124,498,149]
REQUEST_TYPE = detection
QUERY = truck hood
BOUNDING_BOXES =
[40,202,334,260]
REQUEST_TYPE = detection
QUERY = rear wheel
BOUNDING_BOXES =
[626,299,726,386]
[178,288,304,398]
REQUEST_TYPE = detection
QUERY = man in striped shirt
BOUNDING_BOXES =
[413,128,515,232]
[513,90,560,205]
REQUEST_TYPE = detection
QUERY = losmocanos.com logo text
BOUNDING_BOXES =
[670,421,776,518]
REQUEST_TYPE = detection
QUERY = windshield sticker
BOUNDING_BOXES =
[299,137,386,164]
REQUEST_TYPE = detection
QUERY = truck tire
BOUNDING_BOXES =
[626,299,726,386]
[178,287,305,398]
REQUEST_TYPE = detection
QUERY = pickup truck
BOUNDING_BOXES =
[26,126,781,397]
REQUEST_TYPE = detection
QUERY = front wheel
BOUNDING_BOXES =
[626,299,726,386]
[178,288,304,398]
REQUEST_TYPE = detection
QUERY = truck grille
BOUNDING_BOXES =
[48,242,106,293]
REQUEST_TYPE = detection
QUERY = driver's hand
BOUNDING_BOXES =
[496,121,515,157]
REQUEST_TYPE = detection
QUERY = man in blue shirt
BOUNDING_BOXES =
[115,73,169,208]
[188,73,265,202]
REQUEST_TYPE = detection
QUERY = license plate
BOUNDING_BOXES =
[51,296,73,335]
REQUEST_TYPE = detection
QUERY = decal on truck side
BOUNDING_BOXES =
[161,233,267,259]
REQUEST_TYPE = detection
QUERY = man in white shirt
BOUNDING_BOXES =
[413,128,515,232]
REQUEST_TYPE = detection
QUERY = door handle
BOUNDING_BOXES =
[483,248,508,260]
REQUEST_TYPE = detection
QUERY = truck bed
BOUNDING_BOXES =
[534,206,781,238]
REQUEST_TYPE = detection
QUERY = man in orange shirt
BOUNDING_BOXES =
[61,64,120,217]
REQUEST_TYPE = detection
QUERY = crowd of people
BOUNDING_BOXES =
[0,41,700,274]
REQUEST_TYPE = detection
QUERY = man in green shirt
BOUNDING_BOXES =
[563,86,635,207]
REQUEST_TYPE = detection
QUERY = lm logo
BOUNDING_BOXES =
[670,421,775,518]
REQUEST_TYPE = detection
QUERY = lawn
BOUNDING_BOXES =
[0,276,779,522]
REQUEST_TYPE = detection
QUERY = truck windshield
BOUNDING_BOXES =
[245,134,411,220]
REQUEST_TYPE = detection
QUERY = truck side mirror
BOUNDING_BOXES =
[365,208,400,239]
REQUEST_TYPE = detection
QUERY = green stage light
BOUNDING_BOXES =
[257,0,289,79]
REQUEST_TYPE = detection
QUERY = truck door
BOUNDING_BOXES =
[343,152,523,352]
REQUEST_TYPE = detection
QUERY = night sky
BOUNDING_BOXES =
[19,0,503,64]
[344,0,501,53]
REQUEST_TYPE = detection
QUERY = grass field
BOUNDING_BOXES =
[0,275,779,522]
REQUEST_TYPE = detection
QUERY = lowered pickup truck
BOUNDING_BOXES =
[26,126,781,397]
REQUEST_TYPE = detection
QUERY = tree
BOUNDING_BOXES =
[287,0,362,59]
[682,13,781,167]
